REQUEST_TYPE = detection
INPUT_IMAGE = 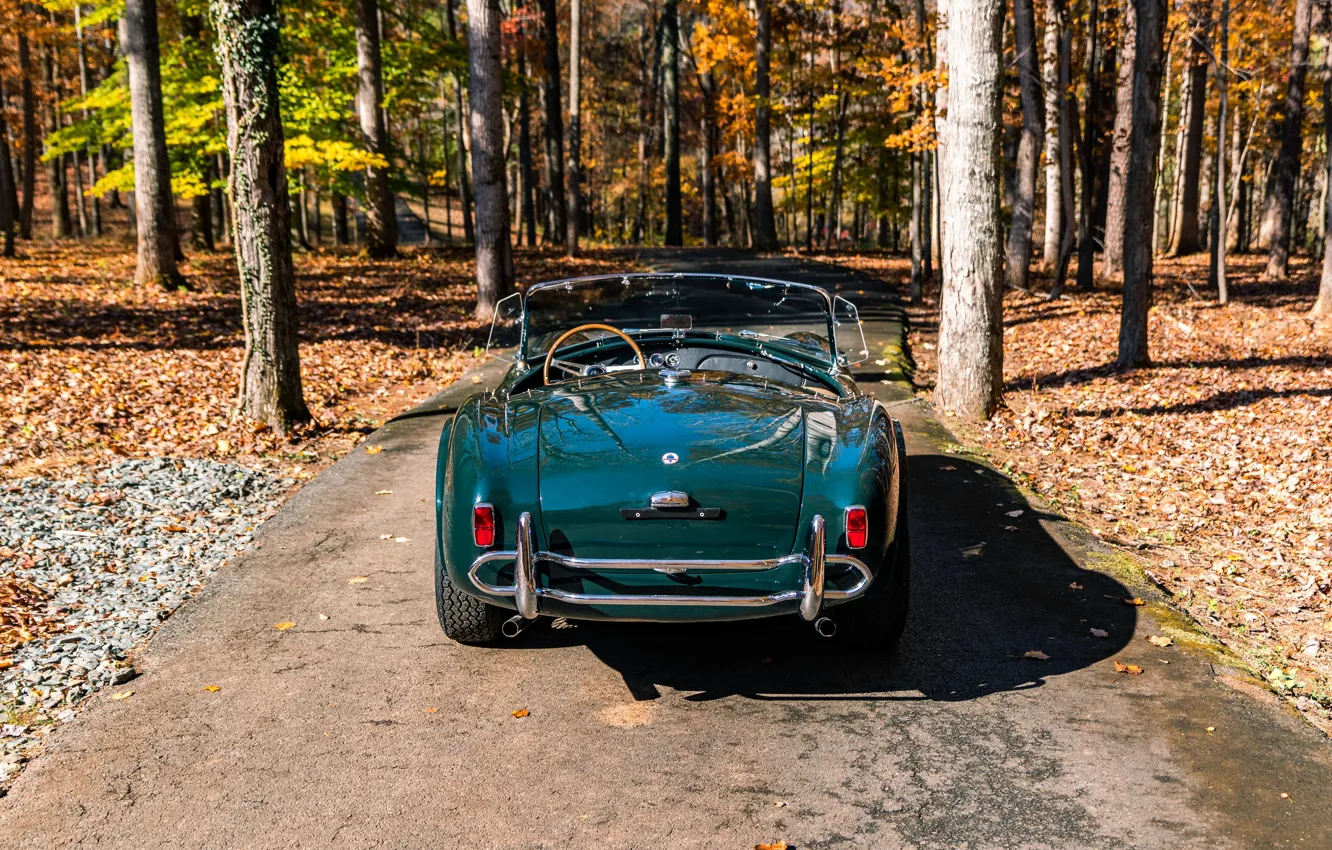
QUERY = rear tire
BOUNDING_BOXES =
[435,546,506,644]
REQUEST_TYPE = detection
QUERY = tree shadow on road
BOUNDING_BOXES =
[513,450,1138,704]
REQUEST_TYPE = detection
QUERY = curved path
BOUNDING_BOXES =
[2,253,1329,848]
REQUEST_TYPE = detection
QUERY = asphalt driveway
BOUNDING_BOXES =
[2,253,1329,848]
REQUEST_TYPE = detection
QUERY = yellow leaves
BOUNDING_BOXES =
[1113,662,1144,675]
[1023,650,1050,660]
[110,690,134,700]
[511,708,530,718]
[365,445,384,454]
[347,576,370,584]
[1148,635,1173,647]
[284,135,389,173]
[0,658,14,671]
[424,707,439,714]
[1124,597,1146,606]
[374,490,393,496]
[273,621,296,631]
[216,438,232,454]
[204,685,221,692]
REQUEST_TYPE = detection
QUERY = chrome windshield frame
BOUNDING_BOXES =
[516,273,840,367]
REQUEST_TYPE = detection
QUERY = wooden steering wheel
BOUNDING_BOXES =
[542,323,646,384]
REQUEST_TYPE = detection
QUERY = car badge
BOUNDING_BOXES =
[661,452,680,465]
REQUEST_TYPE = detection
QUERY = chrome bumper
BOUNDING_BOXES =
[466,512,871,621]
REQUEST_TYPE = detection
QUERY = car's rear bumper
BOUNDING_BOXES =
[464,512,872,622]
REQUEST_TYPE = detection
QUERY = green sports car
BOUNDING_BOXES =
[434,273,909,646]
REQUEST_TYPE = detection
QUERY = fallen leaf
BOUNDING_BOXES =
[274,621,296,631]
[1124,597,1146,606]
[471,375,482,383]
[318,613,330,620]
[1113,662,1144,675]
[1147,635,1173,647]
[1005,509,1024,518]
[394,537,410,543]
[1090,628,1109,638]
[1004,525,1018,531]
[424,707,439,714]
[1206,726,1216,733]
[379,534,394,539]
[1069,582,1084,590]
[961,543,985,557]
[216,438,231,454]
[0,659,14,671]
[940,465,957,471]
[374,489,393,495]
[347,576,370,584]
[110,690,134,700]
[1023,650,1050,660]
[56,574,73,587]
[365,445,383,454]
[511,708,530,718]
[755,842,788,850]
[772,800,788,807]
[204,685,221,692]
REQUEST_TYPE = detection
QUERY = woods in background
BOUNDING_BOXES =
[1,0,1331,429]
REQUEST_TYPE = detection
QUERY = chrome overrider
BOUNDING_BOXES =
[466,512,872,621]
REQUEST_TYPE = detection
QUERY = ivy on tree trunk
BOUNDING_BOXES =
[212,0,311,434]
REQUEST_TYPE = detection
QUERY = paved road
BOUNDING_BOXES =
[3,254,1330,848]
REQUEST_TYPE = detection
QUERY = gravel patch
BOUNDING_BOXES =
[0,458,291,792]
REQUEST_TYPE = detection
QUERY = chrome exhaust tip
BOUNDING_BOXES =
[501,615,529,639]
[814,616,837,638]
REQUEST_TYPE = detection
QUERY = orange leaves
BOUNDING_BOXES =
[1023,650,1050,660]
[511,708,530,719]
[273,621,296,631]
[1113,663,1144,676]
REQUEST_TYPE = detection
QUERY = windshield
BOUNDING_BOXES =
[522,274,836,364]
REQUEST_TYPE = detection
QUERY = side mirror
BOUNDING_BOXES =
[485,292,523,363]
[832,295,869,366]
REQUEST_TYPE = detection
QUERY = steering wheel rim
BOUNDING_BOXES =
[542,323,646,385]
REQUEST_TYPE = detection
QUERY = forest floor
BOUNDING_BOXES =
[0,240,636,666]
[831,250,1332,734]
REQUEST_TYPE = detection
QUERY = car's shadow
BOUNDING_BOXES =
[502,450,1138,704]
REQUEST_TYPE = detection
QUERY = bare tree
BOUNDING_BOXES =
[0,80,16,257]
[1004,0,1043,291]
[935,0,1005,420]
[1075,0,1104,290]
[752,0,779,250]
[663,0,682,245]
[1260,0,1313,279]
[516,0,538,248]
[467,0,515,320]
[1212,0,1230,303]
[566,0,582,256]
[1101,0,1137,280]
[1314,4,1332,316]
[356,0,397,258]
[540,0,567,244]
[17,24,36,240]
[1168,11,1210,256]
[121,0,184,287]
[1117,0,1168,368]
[1041,0,1064,266]
[213,0,311,433]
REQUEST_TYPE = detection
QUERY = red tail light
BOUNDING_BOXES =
[473,504,496,547]
[845,505,868,549]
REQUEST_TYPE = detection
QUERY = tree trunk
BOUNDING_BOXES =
[565,0,582,256]
[1169,23,1209,256]
[17,28,36,240]
[0,80,16,257]
[41,28,72,240]
[935,0,1005,421]
[1100,0,1137,281]
[752,0,779,249]
[1211,0,1230,303]
[193,160,215,250]
[1117,0,1167,368]
[356,0,397,258]
[1041,0,1063,265]
[1314,15,1332,316]
[1005,0,1044,290]
[446,0,474,243]
[467,0,514,320]
[1075,0,1103,290]
[121,0,184,287]
[1263,0,1313,279]
[700,70,719,246]
[212,0,311,434]
[632,12,656,244]
[333,191,350,244]
[1048,21,1078,298]
[540,0,567,245]
[516,8,538,249]
[663,0,682,246]
[75,5,102,237]
[1152,34,1175,253]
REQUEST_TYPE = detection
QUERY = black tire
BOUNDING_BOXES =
[435,546,506,644]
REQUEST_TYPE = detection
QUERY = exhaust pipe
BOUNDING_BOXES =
[814,616,837,638]
[501,615,530,639]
